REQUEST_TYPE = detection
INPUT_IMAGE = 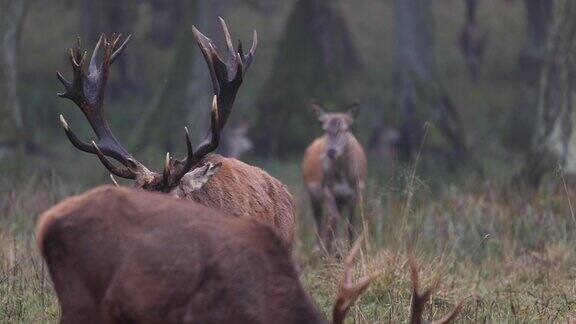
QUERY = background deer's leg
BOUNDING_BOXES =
[344,195,357,245]
[310,195,324,249]
[322,188,340,254]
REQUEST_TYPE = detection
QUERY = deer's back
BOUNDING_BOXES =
[191,154,296,249]
[37,186,323,324]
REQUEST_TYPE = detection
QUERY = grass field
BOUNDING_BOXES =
[2,158,576,323]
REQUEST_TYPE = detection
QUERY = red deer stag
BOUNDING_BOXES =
[56,19,295,249]
[37,186,378,324]
[302,103,367,254]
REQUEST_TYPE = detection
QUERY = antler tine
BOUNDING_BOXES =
[409,252,432,324]
[163,152,171,189]
[59,114,99,154]
[431,301,464,324]
[192,24,223,94]
[91,141,135,179]
[218,17,237,71]
[57,39,86,102]
[332,235,380,324]
[89,34,104,75]
[168,126,196,187]
[238,30,258,71]
[111,34,132,64]
[190,17,256,165]
[409,252,463,324]
[192,95,220,162]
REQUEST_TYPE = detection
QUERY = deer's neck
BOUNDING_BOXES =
[323,134,355,184]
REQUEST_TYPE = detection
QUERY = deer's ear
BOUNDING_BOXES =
[311,103,326,122]
[346,103,360,119]
[203,162,222,177]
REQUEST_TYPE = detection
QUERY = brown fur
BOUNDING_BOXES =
[173,154,296,250]
[37,186,322,324]
[303,136,367,185]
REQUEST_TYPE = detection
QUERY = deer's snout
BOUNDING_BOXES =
[327,148,337,159]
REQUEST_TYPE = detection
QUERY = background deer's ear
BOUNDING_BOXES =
[346,103,360,119]
[311,103,326,122]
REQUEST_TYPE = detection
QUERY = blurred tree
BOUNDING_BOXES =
[0,0,28,154]
[241,0,281,11]
[504,0,555,154]
[146,0,183,47]
[521,0,576,186]
[251,0,361,157]
[458,0,487,81]
[520,0,555,84]
[394,0,467,166]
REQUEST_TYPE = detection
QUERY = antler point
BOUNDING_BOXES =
[59,114,69,130]
[110,174,120,187]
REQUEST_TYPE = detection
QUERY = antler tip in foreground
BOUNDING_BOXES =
[409,254,463,324]
[191,25,201,39]
[59,114,70,130]
[211,95,219,120]
[56,71,70,89]
[162,152,171,186]
[332,234,380,324]
[346,234,365,265]
[110,174,120,187]
[110,34,132,63]
[91,140,100,152]
[251,30,258,50]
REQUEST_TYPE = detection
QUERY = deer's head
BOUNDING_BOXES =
[56,18,256,193]
[312,103,359,160]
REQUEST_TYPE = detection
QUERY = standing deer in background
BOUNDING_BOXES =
[55,18,295,249]
[37,186,462,323]
[302,103,367,254]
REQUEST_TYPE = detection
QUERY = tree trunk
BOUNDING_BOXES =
[394,0,467,165]
[458,0,486,81]
[251,0,362,157]
[504,0,555,154]
[520,0,555,84]
[0,0,28,153]
[521,0,576,186]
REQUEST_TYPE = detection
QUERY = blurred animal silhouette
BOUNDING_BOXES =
[302,103,367,254]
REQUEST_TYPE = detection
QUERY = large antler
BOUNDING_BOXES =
[57,34,134,166]
[332,236,380,324]
[57,18,255,191]
[57,34,193,189]
[409,253,463,324]
[190,17,257,162]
